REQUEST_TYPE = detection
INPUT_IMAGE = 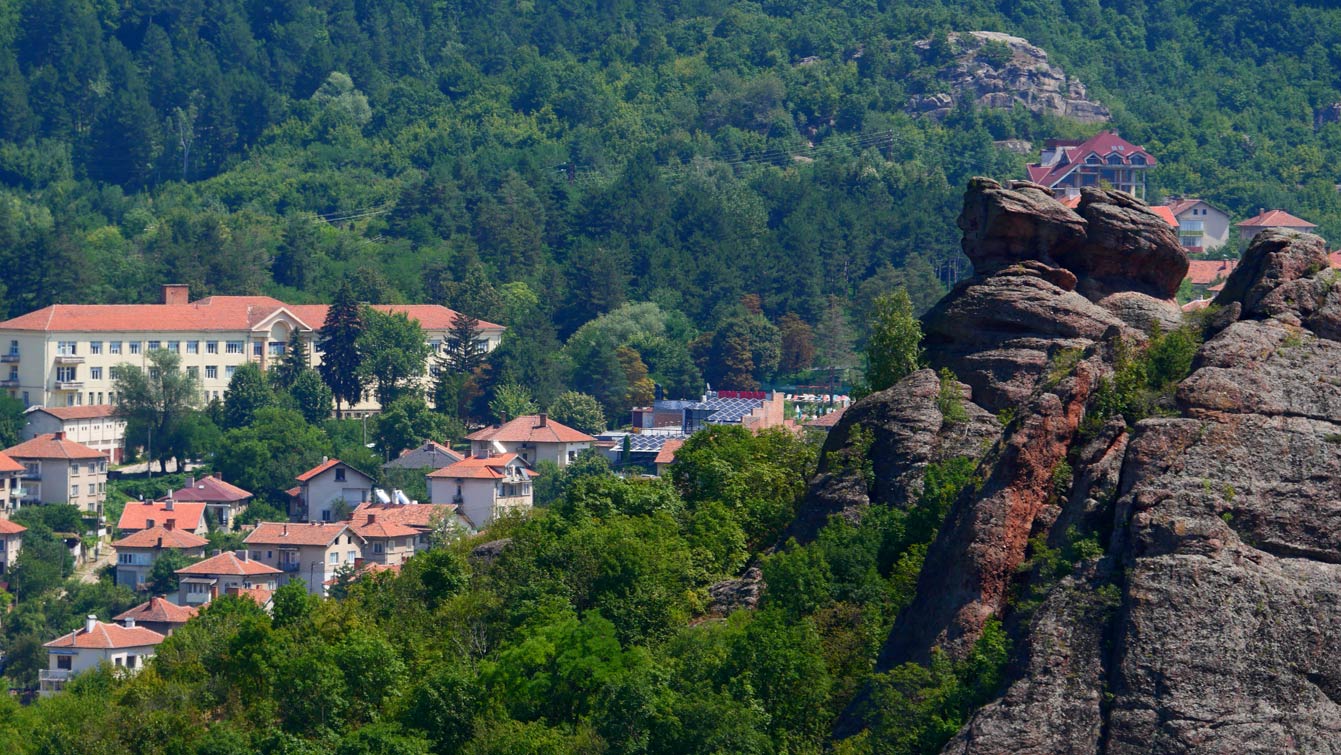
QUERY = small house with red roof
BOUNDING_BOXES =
[114,596,198,637]
[161,474,253,529]
[111,522,209,590]
[465,414,595,468]
[1026,132,1155,200]
[22,404,127,463]
[243,522,366,596]
[0,450,23,515]
[1166,198,1231,253]
[0,516,25,571]
[289,458,375,524]
[350,500,466,551]
[117,497,208,536]
[350,511,422,566]
[653,438,685,477]
[3,432,107,513]
[40,615,165,696]
[175,550,283,606]
[427,454,536,528]
[1237,210,1317,242]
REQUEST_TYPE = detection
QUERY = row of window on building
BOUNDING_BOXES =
[54,340,288,357]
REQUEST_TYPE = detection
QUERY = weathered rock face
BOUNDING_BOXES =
[908,32,1110,123]
[810,180,1341,752]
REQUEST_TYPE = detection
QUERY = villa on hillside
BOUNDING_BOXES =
[1026,132,1155,200]
[40,616,165,696]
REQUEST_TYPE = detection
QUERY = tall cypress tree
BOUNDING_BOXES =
[318,282,365,417]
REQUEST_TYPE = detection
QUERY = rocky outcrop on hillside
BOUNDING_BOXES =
[810,178,1341,751]
[908,32,1110,123]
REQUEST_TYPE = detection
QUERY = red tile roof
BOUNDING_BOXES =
[44,620,165,649]
[114,597,198,625]
[0,518,26,535]
[1331,250,1341,269]
[117,501,207,533]
[1167,198,1225,218]
[465,415,596,444]
[111,525,209,550]
[176,551,283,576]
[163,475,252,503]
[426,454,536,480]
[1149,205,1178,228]
[243,521,359,547]
[351,514,421,539]
[295,458,342,482]
[0,451,22,474]
[1184,259,1237,286]
[349,501,456,530]
[1027,132,1156,188]
[29,405,118,421]
[3,433,105,461]
[804,408,847,429]
[654,438,685,465]
[225,585,274,606]
[0,297,503,334]
[1236,210,1316,229]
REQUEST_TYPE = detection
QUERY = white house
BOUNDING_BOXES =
[427,454,535,529]
[465,414,595,468]
[288,459,374,523]
[243,522,366,596]
[22,405,127,464]
[174,550,282,607]
[40,615,165,696]
[3,432,108,513]
[0,450,22,516]
[111,523,209,590]
[0,517,24,572]
[1166,198,1231,254]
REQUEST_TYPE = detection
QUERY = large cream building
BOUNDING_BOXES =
[0,285,504,413]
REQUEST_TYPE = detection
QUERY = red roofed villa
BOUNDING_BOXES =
[41,615,165,696]
[161,474,253,529]
[3,432,107,513]
[428,453,536,528]
[1237,210,1317,242]
[0,450,22,516]
[23,404,127,463]
[466,413,595,467]
[1026,132,1155,200]
[114,596,198,637]
[175,550,283,606]
[243,522,367,597]
[117,498,208,536]
[111,522,209,590]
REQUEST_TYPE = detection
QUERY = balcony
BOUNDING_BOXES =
[279,561,301,572]
[39,668,72,684]
[53,355,84,365]
[0,378,17,387]
[55,381,84,391]
[1,353,18,363]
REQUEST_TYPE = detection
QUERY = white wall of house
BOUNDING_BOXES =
[0,533,20,571]
[296,467,373,523]
[1173,203,1231,253]
[468,440,590,468]
[428,476,531,529]
[178,573,278,606]
[23,412,127,463]
[12,457,106,513]
[248,538,363,596]
[39,642,158,696]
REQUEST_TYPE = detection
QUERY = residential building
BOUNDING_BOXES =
[22,405,127,464]
[1166,198,1232,253]
[0,284,504,412]
[465,414,595,467]
[113,596,199,637]
[111,523,209,590]
[350,511,421,566]
[0,450,22,515]
[803,407,847,435]
[3,432,107,513]
[1025,132,1155,199]
[288,458,375,523]
[117,498,208,536]
[0,517,25,572]
[595,431,687,473]
[349,500,466,552]
[40,615,165,696]
[383,440,463,473]
[175,550,282,606]
[653,438,685,477]
[160,474,253,529]
[1236,209,1318,242]
[427,454,535,528]
[681,390,794,435]
[243,522,366,596]
[1184,259,1237,293]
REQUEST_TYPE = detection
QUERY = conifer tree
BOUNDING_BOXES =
[269,335,309,390]
[319,282,366,417]
[443,312,485,374]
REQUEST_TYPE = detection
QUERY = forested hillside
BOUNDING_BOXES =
[6,0,1341,396]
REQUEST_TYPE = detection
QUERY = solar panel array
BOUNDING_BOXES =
[683,397,763,424]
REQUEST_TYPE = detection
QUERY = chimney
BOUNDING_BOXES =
[165,498,174,512]
[156,536,162,548]
[538,413,547,427]
[161,284,189,306]
[85,615,97,634]
[366,513,376,524]
[164,518,175,531]
[53,431,64,441]
[124,618,135,628]
[282,524,288,537]
[186,476,195,488]
[146,518,156,528]
[236,549,249,561]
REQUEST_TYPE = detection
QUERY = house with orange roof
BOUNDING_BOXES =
[1184,259,1237,293]
[3,432,107,512]
[1237,210,1317,242]
[40,615,165,696]
[0,283,504,413]
[117,497,208,536]
[243,522,366,596]
[22,404,127,463]
[0,450,22,515]
[160,474,252,529]
[111,522,209,590]
[175,550,283,605]
[1025,132,1155,199]
[427,454,536,528]
[349,510,422,566]
[653,438,685,477]
[1166,198,1231,253]
[0,516,25,571]
[350,500,466,549]
[465,414,595,468]
[289,457,375,523]
[114,596,198,637]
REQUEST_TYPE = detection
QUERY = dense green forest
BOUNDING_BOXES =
[7,0,1341,397]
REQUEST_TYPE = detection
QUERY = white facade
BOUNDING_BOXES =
[245,523,366,596]
[427,456,534,528]
[23,407,128,463]
[10,454,107,513]
[291,462,374,523]
[39,617,163,696]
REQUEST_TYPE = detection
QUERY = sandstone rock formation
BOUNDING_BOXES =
[908,32,1110,123]
[808,181,1341,752]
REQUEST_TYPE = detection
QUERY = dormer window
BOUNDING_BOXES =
[1085,154,1102,165]
[1106,154,1124,165]
[1129,154,1147,165]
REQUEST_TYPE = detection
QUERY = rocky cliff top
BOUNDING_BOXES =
[908,32,1110,123]
[808,179,1341,752]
